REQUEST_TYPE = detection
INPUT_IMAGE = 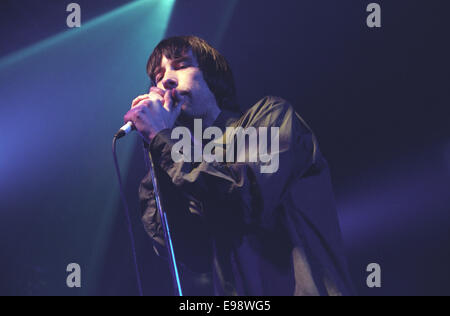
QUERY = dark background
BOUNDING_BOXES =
[0,0,449,295]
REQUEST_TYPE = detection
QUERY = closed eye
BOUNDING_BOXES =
[154,56,194,82]
[174,63,189,70]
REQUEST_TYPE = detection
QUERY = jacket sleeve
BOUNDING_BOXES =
[148,97,318,230]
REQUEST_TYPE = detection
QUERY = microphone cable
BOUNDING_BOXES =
[112,135,144,296]
[112,118,183,296]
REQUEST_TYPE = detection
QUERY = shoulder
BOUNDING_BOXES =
[250,95,293,115]
[239,96,316,142]
[240,96,297,128]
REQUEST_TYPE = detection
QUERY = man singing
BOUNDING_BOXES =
[123,36,354,296]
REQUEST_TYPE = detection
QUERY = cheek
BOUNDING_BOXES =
[187,70,206,89]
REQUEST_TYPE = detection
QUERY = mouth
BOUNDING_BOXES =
[171,89,190,106]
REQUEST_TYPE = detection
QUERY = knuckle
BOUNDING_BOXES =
[138,99,150,107]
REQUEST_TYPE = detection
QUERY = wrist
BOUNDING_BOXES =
[148,128,174,165]
[149,127,169,143]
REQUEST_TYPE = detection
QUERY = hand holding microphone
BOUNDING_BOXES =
[116,87,182,141]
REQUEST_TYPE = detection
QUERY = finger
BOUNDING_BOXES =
[149,87,164,98]
[123,107,150,143]
[148,89,165,106]
[163,89,174,112]
[149,87,165,98]
[133,93,163,112]
[131,94,150,108]
[132,94,149,106]
[123,107,137,124]
[172,89,182,107]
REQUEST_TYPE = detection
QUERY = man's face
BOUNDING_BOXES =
[153,50,217,119]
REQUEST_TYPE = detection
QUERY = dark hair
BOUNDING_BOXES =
[147,36,238,112]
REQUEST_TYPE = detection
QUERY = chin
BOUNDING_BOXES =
[180,103,198,117]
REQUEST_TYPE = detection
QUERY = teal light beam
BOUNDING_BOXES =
[211,0,239,48]
[0,0,174,70]
[0,0,175,295]
[84,0,177,295]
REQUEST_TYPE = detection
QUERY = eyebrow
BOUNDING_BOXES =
[172,56,192,64]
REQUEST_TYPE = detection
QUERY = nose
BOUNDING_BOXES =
[163,76,178,90]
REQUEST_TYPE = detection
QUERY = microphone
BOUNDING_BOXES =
[114,121,134,139]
